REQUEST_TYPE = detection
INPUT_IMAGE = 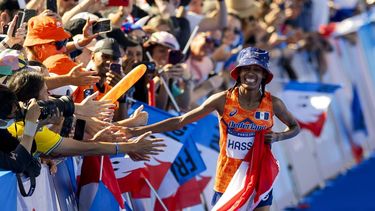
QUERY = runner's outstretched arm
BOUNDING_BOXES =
[128,91,227,138]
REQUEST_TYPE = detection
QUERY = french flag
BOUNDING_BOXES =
[212,131,279,211]
[111,133,182,202]
[255,111,270,120]
[281,81,340,137]
[78,156,125,211]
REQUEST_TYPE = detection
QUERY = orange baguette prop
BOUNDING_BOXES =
[100,64,147,103]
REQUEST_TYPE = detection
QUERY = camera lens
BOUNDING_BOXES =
[37,96,75,120]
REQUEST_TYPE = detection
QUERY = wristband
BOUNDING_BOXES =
[115,143,119,155]
[24,121,38,137]
[73,38,84,50]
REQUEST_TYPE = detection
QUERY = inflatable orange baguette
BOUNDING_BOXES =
[100,64,147,103]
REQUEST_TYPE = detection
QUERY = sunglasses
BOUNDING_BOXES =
[205,36,221,47]
[54,39,68,50]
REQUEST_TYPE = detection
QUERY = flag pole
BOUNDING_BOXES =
[144,178,168,211]
[99,156,104,181]
[182,26,199,55]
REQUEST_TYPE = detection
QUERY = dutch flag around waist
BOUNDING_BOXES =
[255,112,270,120]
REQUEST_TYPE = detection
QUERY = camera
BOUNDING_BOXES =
[36,96,75,137]
[37,96,75,120]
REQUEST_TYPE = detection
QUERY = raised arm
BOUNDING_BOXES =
[197,0,227,32]
[129,91,227,137]
[265,96,300,143]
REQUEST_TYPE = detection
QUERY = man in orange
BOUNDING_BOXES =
[24,13,99,91]
[74,38,130,122]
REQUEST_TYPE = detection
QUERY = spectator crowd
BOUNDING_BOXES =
[0,0,373,208]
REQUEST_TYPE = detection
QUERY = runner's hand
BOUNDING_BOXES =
[265,131,280,144]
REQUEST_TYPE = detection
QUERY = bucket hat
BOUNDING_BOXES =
[230,47,273,84]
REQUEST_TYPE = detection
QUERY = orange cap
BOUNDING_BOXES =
[24,16,71,47]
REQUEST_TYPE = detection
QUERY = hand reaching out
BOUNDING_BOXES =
[76,91,115,119]
[124,131,165,161]
[85,117,112,137]
[129,105,148,126]
[67,63,100,86]
[91,125,127,142]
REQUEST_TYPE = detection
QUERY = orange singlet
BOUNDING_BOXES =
[214,87,274,193]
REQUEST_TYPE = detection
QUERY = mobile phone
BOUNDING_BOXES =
[73,119,86,140]
[23,9,37,24]
[46,0,58,13]
[92,19,112,34]
[83,88,94,99]
[107,0,129,6]
[167,49,184,65]
[12,11,24,37]
[110,63,122,74]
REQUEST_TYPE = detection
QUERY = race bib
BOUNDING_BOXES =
[226,130,255,160]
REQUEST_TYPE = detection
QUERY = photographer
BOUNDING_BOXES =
[143,31,192,111]
[0,85,40,177]
[4,71,165,161]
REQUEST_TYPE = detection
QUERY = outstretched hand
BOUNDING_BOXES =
[77,91,115,119]
[67,63,100,86]
[126,131,165,161]
[91,125,127,142]
[129,105,148,127]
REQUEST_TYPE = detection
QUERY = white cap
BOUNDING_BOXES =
[145,31,180,50]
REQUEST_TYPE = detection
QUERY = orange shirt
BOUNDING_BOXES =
[73,82,112,103]
[42,54,78,75]
[215,87,274,193]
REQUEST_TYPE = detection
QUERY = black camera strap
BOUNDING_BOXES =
[16,174,36,197]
